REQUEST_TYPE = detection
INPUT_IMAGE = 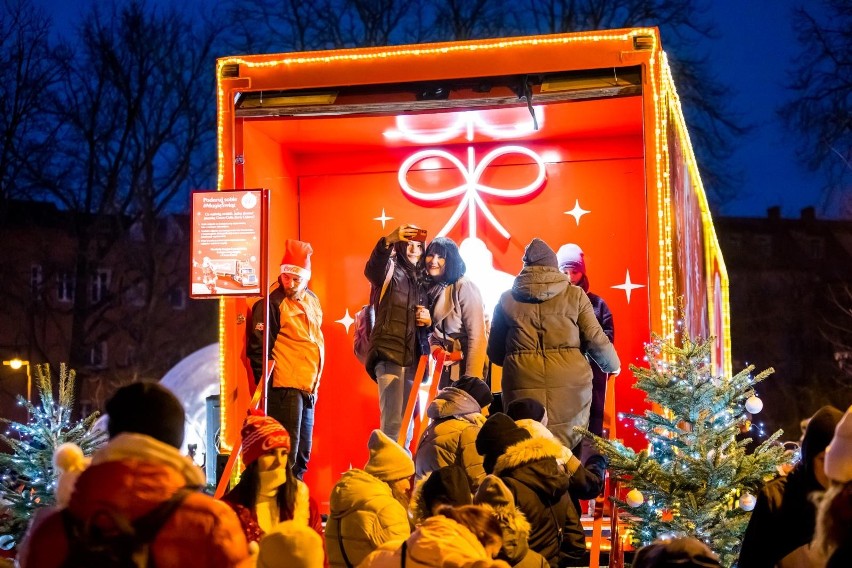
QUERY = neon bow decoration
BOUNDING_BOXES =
[398,145,546,239]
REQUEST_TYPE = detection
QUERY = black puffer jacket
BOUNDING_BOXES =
[488,266,619,448]
[493,436,572,568]
[364,237,429,378]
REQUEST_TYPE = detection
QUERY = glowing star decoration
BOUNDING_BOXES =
[335,309,355,334]
[399,145,546,239]
[564,199,590,225]
[373,208,394,229]
[611,269,646,303]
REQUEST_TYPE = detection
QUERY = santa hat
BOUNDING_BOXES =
[824,405,852,483]
[556,243,586,274]
[257,520,324,568]
[280,239,313,280]
[364,429,414,482]
[241,409,291,467]
[522,238,558,268]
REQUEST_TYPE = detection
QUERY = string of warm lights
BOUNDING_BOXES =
[213,28,656,448]
[659,53,732,377]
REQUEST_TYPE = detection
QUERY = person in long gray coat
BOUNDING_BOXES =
[487,238,620,449]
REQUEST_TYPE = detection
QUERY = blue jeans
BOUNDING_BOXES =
[266,386,314,480]
[375,361,419,453]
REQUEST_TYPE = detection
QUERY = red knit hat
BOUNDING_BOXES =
[241,409,291,466]
[280,239,313,280]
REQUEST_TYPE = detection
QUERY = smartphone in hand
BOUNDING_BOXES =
[412,228,428,242]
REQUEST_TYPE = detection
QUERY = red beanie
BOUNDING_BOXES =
[241,409,291,466]
[280,239,313,280]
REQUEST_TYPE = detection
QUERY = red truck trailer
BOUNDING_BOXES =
[212,27,730,510]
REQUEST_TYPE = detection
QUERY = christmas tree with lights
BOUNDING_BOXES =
[579,333,788,567]
[0,363,105,547]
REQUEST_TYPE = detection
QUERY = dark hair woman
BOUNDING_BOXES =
[425,237,488,389]
[221,411,323,545]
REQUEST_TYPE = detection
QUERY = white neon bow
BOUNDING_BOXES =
[398,145,546,239]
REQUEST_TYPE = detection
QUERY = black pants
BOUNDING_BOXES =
[266,386,314,480]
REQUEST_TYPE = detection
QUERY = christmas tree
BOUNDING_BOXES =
[579,333,788,567]
[0,363,105,547]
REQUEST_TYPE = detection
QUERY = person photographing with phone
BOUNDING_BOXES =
[363,224,431,451]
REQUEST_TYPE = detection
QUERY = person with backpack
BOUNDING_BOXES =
[363,224,431,450]
[17,381,252,568]
[222,410,323,546]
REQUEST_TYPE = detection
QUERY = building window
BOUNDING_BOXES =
[808,237,824,259]
[57,272,75,303]
[90,269,111,303]
[89,341,108,368]
[754,235,772,257]
[125,281,147,307]
[169,286,186,310]
[30,264,43,296]
[124,346,137,367]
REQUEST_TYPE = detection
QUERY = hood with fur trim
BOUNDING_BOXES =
[514,419,578,473]
[427,388,484,420]
[493,436,571,498]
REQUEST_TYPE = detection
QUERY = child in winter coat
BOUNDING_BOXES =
[415,376,493,491]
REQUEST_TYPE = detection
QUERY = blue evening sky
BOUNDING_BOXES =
[33,0,831,220]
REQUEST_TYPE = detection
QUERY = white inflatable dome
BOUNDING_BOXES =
[159,343,219,465]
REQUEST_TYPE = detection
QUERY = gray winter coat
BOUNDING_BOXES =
[487,266,619,448]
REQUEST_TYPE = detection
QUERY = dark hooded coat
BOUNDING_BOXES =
[364,237,429,378]
[492,436,572,568]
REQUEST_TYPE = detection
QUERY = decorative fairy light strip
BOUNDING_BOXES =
[218,300,231,451]
[660,53,732,376]
[216,28,656,189]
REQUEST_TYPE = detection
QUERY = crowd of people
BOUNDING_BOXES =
[13,226,852,567]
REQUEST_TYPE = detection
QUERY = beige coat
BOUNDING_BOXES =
[325,469,410,568]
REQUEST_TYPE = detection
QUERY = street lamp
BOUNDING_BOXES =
[2,358,32,402]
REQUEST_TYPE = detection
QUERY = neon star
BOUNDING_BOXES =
[564,199,590,225]
[611,269,645,303]
[335,309,355,333]
[373,208,394,229]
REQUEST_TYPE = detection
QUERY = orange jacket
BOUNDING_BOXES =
[249,283,324,393]
[18,455,252,567]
